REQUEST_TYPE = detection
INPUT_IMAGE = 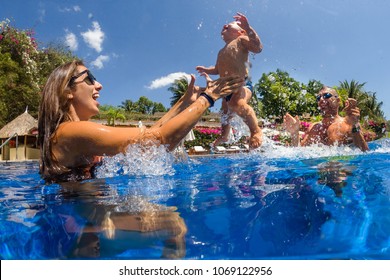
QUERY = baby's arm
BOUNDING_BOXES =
[196,65,219,75]
[234,12,262,53]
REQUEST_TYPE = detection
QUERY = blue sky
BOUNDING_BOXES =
[1,0,390,118]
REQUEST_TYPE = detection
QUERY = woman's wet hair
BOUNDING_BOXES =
[38,59,85,182]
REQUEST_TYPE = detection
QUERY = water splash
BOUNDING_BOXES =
[95,144,175,178]
[369,138,390,153]
[248,134,367,161]
[95,133,389,179]
[230,114,250,140]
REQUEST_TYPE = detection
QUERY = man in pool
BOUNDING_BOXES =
[283,86,369,151]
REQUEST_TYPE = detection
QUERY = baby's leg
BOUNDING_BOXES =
[228,87,262,149]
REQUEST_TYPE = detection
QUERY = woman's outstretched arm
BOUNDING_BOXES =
[152,74,203,129]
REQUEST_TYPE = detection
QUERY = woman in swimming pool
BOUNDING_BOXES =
[38,60,243,182]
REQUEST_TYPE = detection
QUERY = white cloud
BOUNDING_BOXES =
[64,30,78,51]
[91,55,110,69]
[147,72,191,90]
[81,21,105,53]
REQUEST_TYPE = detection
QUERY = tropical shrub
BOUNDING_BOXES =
[0,19,76,126]
[184,127,221,149]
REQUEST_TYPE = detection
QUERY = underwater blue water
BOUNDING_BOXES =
[0,139,389,260]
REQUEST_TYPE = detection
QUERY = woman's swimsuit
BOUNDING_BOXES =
[47,157,103,183]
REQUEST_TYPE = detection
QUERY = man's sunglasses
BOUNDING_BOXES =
[316,92,335,102]
[69,70,96,86]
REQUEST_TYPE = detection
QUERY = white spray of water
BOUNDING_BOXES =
[95,136,390,179]
[95,144,175,178]
[230,114,250,140]
[197,21,203,30]
[250,135,368,161]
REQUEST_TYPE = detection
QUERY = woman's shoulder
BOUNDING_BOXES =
[59,120,102,129]
[56,121,104,137]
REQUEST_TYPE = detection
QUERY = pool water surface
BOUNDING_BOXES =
[0,139,389,259]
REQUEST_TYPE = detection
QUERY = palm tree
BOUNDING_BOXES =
[339,80,366,99]
[338,80,368,109]
[338,80,385,121]
[120,99,138,113]
[338,80,368,118]
[167,76,189,107]
[365,93,385,120]
[106,108,126,126]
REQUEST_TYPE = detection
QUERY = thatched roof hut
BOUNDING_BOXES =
[0,110,39,161]
[0,111,38,138]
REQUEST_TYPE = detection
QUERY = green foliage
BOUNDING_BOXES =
[120,99,138,112]
[0,52,19,126]
[96,105,126,126]
[0,19,76,126]
[96,104,118,119]
[120,96,167,115]
[254,69,319,121]
[105,108,126,126]
[0,20,40,124]
[138,96,155,115]
[97,104,166,122]
[300,79,325,119]
[248,82,263,117]
[153,102,167,113]
[0,19,39,82]
[168,76,189,107]
[35,43,77,88]
[337,80,385,122]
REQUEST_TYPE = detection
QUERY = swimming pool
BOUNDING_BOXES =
[1,139,389,260]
